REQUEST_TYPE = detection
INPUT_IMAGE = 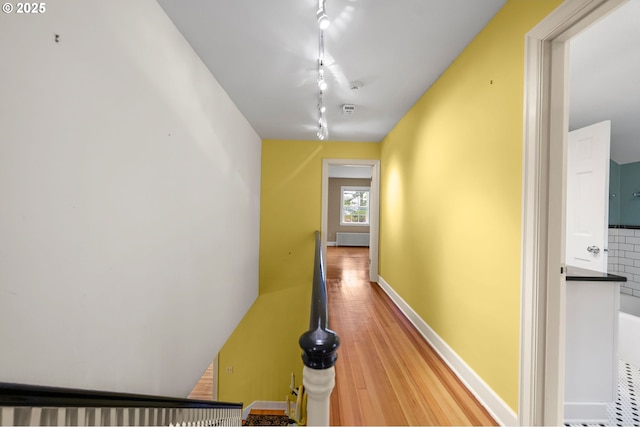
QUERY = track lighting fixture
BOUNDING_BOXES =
[317,87,327,141]
[317,9,330,30]
[317,119,328,140]
[315,3,329,140]
[318,75,327,91]
[317,0,330,30]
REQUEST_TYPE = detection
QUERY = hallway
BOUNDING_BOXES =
[326,247,497,426]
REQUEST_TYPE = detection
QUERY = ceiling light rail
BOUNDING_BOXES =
[316,0,329,140]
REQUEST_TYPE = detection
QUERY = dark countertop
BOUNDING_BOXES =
[566,265,627,282]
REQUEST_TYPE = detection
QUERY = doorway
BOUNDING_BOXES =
[321,158,380,282]
[520,0,629,424]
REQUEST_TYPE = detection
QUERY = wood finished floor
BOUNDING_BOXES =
[188,362,214,401]
[327,246,497,426]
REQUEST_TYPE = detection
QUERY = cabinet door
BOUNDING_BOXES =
[564,282,619,423]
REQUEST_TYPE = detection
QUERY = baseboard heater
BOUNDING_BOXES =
[336,232,369,247]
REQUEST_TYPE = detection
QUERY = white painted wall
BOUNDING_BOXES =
[0,0,261,398]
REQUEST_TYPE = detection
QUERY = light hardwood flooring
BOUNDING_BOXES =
[188,246,497,425]
[188,362,214,401]
[327,246,497,426]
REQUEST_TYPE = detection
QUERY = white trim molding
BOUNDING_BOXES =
[520,0,628,425]
[377,276,517,427]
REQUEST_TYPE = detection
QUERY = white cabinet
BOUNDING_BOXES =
[564,266,623,424]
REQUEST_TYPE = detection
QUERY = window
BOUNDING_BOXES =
[340,186,370,225]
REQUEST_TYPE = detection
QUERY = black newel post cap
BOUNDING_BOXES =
[299,327,340,369]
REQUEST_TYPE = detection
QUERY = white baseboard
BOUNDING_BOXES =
[242,400,289,420]
[327,241,337,247]
[377,276,518,427]
[564,402,609,424]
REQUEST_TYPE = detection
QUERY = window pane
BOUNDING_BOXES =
[341,188,370,225]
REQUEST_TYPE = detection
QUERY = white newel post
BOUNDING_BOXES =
[303,366,335,426]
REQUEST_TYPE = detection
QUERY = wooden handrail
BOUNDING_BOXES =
[298,231,340,369]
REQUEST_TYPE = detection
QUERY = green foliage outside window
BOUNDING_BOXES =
[342,188,369,224]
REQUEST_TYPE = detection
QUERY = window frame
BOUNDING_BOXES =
[339,186,370,226]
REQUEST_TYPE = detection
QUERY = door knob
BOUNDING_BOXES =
[587,245,600,254]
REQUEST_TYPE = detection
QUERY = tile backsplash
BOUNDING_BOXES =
[608,228,640,297]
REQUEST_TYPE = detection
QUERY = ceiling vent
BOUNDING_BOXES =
[342,104,356,115]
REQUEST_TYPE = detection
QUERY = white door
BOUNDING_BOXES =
[566,120,611,272]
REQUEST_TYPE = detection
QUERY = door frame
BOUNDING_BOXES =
[321,158,380,282]
[520,0,627,424]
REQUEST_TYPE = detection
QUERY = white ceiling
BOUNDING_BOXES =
[570,0,640,164]
[155,0,639,154]
[156,0,506,142]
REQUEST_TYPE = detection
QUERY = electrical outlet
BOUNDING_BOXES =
[225,366,233,374]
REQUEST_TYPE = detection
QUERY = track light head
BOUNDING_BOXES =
[317,9,330,30]
[317,0,330,30]
[317,119,328,140]
[318,76,327,91]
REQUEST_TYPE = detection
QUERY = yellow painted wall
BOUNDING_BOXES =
[218,284,310,406]
[218,140,379,406]
[259,140,380,295]
[379,0,562,412]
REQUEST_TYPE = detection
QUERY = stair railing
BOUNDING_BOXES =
[0,382,242,426]
[298,231,340,426]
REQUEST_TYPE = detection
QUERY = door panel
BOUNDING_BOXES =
[566,120,611,272]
